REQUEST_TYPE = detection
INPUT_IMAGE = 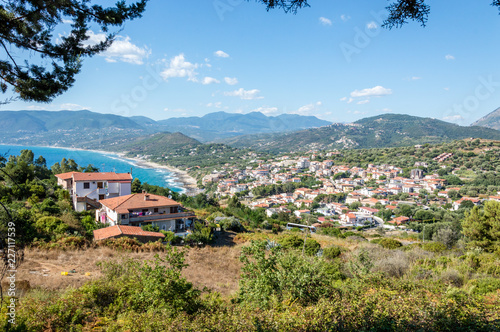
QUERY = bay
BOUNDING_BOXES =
[0,144,185,192]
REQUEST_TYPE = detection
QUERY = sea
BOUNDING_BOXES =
[0,144,185,192]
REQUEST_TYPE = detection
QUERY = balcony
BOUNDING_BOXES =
[128,212,196,223]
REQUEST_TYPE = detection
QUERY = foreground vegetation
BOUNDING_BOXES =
[1,148,500,331]
[2,233,500,331]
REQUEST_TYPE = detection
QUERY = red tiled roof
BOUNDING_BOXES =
[99,193,181,214]
[93,225,165,241]
[72,172,132,182]
[55,171,79,180]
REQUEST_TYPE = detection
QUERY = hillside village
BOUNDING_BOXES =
[201,147,498,230]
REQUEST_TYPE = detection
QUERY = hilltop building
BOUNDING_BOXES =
[55,171,132,211]
[96,192,196,233]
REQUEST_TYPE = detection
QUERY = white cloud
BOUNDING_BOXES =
[86,31,150,65]
[444,87,450,91]
[251,106,279,115]
[224,88,263,100]
[445,54,455,60]
[292,101,322,116]
[224,77,238,85]
[319,17,332,26]
[59,103,90,111]
[340,14,351,22]
[161,54,199,82]
[366,21,378,29]
[350,86,392,98]
[62,19,73,24]
[411,76,421,80]
[357,100,370,105]
[214,50,230,58]
[202,77,220,85]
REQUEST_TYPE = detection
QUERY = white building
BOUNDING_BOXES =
[55,171,132,211]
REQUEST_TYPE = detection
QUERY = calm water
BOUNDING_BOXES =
[0,145,184,192]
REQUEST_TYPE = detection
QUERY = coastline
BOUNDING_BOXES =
[0,143,201,196]
[124,156,201,196]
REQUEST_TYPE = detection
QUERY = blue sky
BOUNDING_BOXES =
[4,0,500,125]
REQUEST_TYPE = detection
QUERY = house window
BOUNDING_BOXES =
[83,182,90,189]
[99,194,105,200]
[170,206,178,214]
[154,208,158,213]
[121,214,128,219]
[97,182,103,189]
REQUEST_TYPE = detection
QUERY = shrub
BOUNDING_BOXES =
[470,277,500,295]
[35,216,68,236]
[422,241,447,253]
[440,269,464,287]
[323,246,342,260]
[304,238,321,256]
[280,234,304,250]
[141,224,160,232]
[219,217,244,232]
[319,226,344,238]
[377,238,403,249]
[373,251,409,278]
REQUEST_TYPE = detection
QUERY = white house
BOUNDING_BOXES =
[56,171,132,211]
[96,192,196,233]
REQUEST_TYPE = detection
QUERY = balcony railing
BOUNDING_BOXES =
[128,212,196,223]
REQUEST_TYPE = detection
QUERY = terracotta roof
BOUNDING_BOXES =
[55,171,79,180]
[93,225,165,241]
[99,193,181,214]
[72,172,132,182]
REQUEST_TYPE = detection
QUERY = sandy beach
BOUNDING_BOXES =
[125,156,201,196]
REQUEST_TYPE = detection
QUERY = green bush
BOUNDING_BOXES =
[219,217,244,232]
[470,277,500,295]
[35,216,67,236]
[323,246,342,260]
[422,241,447,253]
[280,234,304,250]
[377,238,403,249]
[304,238,321,256]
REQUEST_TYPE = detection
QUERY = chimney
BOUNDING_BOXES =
[144,194,150,201]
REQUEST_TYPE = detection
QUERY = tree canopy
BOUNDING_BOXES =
[0,0,148,103]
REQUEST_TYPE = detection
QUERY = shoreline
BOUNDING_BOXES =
[0,143,201,196]
[124,156,201,196]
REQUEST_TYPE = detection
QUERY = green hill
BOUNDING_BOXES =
[220,113,500,153]
[108,132,202,155]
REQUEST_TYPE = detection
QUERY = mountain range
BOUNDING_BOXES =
[218,113,500,153]
[1,109,500,153]
[0,110,331,144]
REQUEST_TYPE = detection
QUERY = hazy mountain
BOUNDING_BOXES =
[471,107,500,130]
[157,111,331,141]
[219,113,500,153]
[0,110,143,132]
[0,110,331,145]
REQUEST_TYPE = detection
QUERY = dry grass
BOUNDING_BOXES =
[183,245,243,296]
[15,243,244,297]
